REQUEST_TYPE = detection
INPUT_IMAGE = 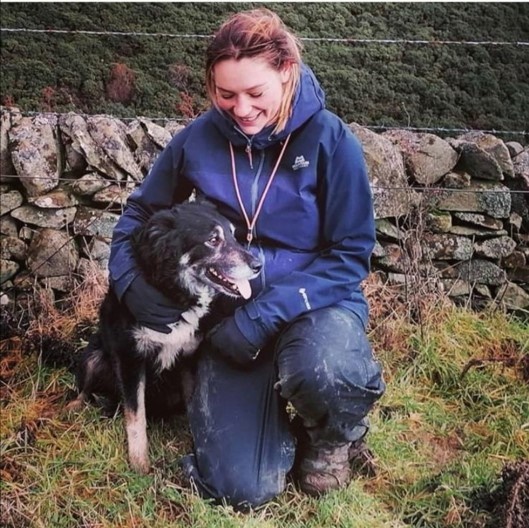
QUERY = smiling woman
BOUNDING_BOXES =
[205,9,302,135]
[99,7,384,510]
[212,58,290,136]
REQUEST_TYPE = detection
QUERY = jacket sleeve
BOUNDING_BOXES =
[108,129,194,299]
[233,128,375,347]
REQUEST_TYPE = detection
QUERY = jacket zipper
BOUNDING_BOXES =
[234,126,254,169]
[232,126,267,290]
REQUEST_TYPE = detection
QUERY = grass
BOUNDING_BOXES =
[1,271,528,527]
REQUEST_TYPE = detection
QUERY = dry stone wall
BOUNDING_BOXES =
[1,107,528,312]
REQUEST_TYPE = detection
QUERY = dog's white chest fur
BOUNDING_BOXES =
[132,293,211,371]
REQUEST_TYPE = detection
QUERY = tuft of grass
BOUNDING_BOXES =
[1,272,528,527]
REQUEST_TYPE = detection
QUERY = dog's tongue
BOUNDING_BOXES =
[235,279,252,300]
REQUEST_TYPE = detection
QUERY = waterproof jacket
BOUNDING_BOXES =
[108,64,375,349]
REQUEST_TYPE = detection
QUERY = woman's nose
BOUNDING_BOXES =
[233,97,251,117]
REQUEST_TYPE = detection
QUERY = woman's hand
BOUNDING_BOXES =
[206,317,261,366]
[122,274,183,334]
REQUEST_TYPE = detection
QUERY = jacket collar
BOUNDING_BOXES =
[210,63,325,150]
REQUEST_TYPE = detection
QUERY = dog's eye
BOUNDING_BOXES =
[207,234,221,247]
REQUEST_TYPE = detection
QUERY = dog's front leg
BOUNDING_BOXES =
[118,360,150,474]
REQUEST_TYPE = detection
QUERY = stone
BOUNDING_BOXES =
[375,219,405,241]
[77,257,109,279]
[495,282,529,310]
[372,241,386,258]
[8,114,62,196]
[0,216,18,237]
[92,184,134,206]
[508,212,523,232]
[449,139,503,181]
[59,112,128,182]
[0,190,24,215]
[458,132,513,177]
[26,228,79,278]
[41,275,77,292]
[11,205,77,229]
[86,237,111,261]
[0,259,19,284]
[374,243,407,272]
[70,173,111,196]
[29,189,79,208]
[501,251,526,270]
[138,118,172,149]
[441,279,472,297]
[0,106,19,182]
[86,115,144,181]
[505,141,524,158]
[442,171,471,189]
[0,236,27,261]
[437,181,511,218]
[426,211,452,233]
[453,212,504,231]
[439,259,506,286]
[73,206,120,239]
[449,225,508,238]
[506,266,529,284]
[164,121,185,137]
[350,124,418,219]
[512,148,529,183]
[474,236,517,259]
[383,129,458,185]
[421,233,474,261]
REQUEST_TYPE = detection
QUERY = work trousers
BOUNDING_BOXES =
[181,306,385,509]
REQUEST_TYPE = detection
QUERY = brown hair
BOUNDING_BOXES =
[206,8,302,134]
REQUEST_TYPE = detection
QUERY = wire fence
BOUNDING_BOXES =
[2,173,529,195]
[2,27,529,47]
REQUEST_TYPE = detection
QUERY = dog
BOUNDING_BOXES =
[69,201,262,473]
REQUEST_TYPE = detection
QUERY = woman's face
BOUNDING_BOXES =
[213,57,290,135]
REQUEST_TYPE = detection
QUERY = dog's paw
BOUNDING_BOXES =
[66,394,86,412]
[129,454,151,475]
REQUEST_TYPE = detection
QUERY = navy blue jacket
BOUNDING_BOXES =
[109,65,375,348]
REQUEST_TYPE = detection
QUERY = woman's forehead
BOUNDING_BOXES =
[213,57,278,91]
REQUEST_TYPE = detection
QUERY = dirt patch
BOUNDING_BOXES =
[472,461,529,528]
[494,461,529,528]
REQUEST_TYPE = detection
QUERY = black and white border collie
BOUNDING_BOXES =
[69,201,262,473]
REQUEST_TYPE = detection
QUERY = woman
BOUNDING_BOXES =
[109,8,385,509]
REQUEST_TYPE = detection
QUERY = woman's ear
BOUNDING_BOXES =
[280,63,292,83]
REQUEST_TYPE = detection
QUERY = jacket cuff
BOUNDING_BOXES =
[110,269,138,301]
[233,303,270,349]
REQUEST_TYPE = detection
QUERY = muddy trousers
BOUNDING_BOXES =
[181,306,385,509]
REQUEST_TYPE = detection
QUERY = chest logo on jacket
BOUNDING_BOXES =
[292,155,310,171]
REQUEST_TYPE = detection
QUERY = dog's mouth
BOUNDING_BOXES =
[207,267,252,299]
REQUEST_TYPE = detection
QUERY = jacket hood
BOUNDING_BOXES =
[210,63,326,149]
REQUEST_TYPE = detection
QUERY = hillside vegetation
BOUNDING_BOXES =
[1,2,528,136]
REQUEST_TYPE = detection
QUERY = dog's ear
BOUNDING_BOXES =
[132,210,184,270]
[193,196,217,211]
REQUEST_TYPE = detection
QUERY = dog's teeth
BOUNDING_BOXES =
[208,267,251,298]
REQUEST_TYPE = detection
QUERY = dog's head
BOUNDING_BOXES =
[132,201,262,301]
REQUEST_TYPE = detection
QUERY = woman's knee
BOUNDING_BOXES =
[182,452,287,509]
[275,307,385,410]
[219,467,287,509]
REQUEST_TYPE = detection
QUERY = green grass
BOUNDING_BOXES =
[1,302,528,527]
